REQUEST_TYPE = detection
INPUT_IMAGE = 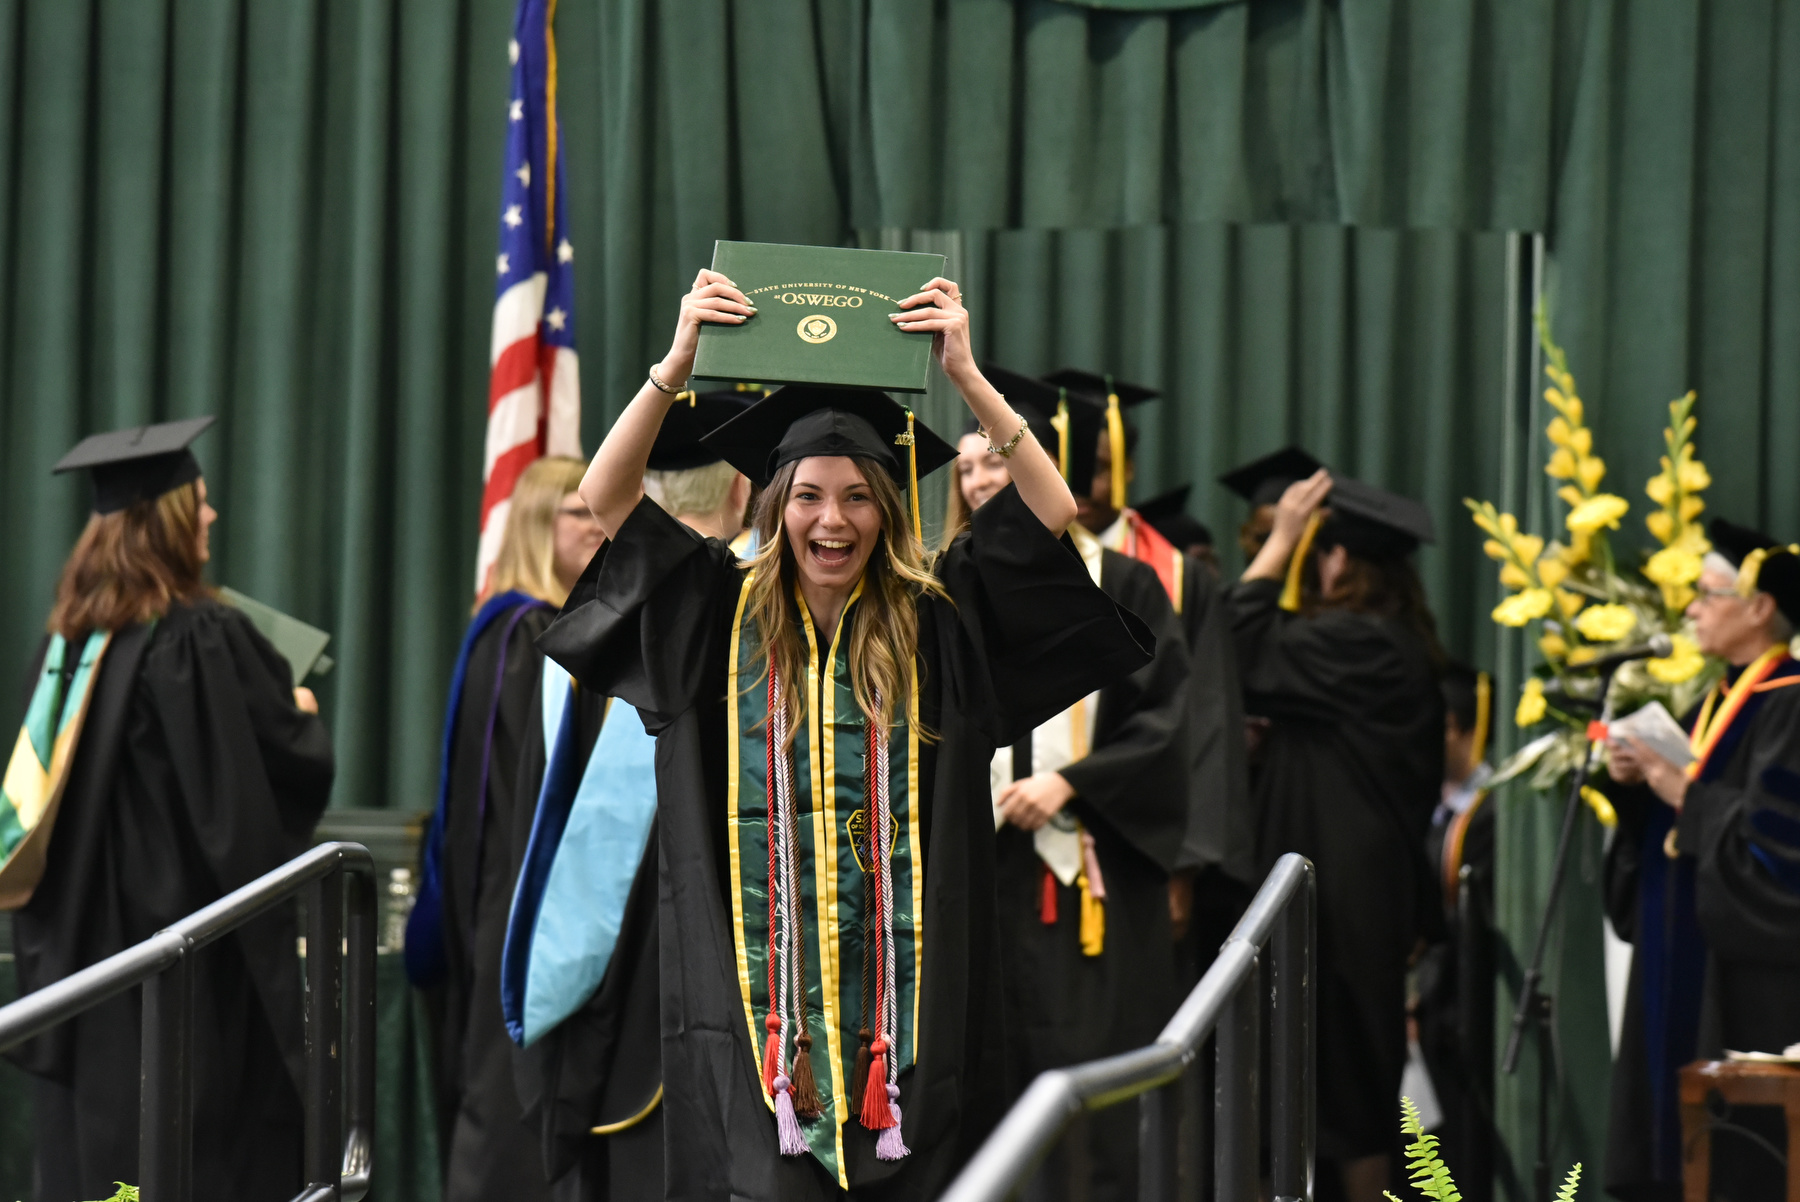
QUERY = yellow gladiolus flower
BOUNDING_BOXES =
[1539,632,1568,660]
[1517,677,1547,727]
[1647,633,1705,684]
[1483,538,1509,561]
[1575,603,1638,642]
[1570,427,1593,456]
[1644,545,1703,587]
[1646,471,1674,506]
[1581,785,1618,829]
[1567,494,1629,534]
[1557,485,1585,509]
[1679,459,1711,491]
[1578,456,1607,493]
[1493,589,1555,627]
[1546,448,1578,480]
[1547,416,1573,446]
[1680,495,1706,522]
[1499,562,1533,589]
[1556,588,1588,618]
[1537,555,1570,589]
[1513,534,1545,565]
[1647,510,1674,544]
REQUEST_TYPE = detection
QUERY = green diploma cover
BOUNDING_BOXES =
[219,587,335,682]
[690,241,946,393]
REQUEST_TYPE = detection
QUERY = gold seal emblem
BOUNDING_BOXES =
[796,314,837,344]
[846,807,898,873]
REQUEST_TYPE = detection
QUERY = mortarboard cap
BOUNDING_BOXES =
[701,385,956,489]
[1708,518,1800,625]
[647,387,762,471]
[1042,369,1158,509]
[968,366,1103,487]
[1218,446,1326,508]
[54,417,216,514]
[1315,476,1435,560]
[1135,485,1214,548]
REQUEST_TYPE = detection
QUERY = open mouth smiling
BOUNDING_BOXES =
[810,539,855,568]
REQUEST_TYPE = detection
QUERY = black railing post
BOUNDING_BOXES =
[304,870,344,1200]
[1139,1078,1179,1202]
[341,863,377,1200]
[1179,1050,1207,1202]
[1270,870,1316,1201]
[1215,951,1260,1202]
[139,945,192,1202]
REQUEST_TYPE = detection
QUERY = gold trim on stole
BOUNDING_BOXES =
[724,575,769,1114]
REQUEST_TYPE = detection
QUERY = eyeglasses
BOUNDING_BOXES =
[1694,586,1744,602]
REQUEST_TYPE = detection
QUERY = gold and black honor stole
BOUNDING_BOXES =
[725,575,923,1184]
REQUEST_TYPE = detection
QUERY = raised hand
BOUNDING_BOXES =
[661,268,755,385]
[890,277,973,383]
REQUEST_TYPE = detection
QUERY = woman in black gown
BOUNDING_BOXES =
[6,419,334,1200]
[1229,469,1444,1202]
[538,270,1154,1200]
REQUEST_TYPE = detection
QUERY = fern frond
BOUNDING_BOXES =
[1395,1097,1462,1202]
[1555,1164,1582,1202]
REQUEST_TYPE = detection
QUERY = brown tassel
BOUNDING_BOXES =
[850,1026,874,1111]
[791,1031,823,1118]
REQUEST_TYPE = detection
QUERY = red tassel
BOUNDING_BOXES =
[1039,865,1058,925]
[859,1038,895,1129]
[761,1012,782,1097]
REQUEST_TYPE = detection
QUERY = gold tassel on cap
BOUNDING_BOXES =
[1104,377,1127,510]
[1472,671,1492,767]
[896,409,921,544]
[1051,394,1072,481]
[1279,511,1323,612]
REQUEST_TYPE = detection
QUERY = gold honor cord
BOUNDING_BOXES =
[1104,380,1127,511]
[590,1085,663,1135]
[1279,511,1324,612]
[1471,671,1492,768]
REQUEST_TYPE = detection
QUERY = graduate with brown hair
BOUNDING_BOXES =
[537,270,1153,1200]
[4,418,333,1201]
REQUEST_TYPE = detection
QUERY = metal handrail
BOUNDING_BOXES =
[939,851,1316,1202]
[0,841,377,1202]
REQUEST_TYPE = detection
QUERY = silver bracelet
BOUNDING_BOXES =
[986,412,1029,458]
[648,362,686,394]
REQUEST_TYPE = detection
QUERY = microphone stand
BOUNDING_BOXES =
[1500,662,1620,1202]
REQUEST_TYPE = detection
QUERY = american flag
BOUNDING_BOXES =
[478,0,581,595]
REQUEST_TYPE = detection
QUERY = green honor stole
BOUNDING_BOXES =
[726,575,923,1183]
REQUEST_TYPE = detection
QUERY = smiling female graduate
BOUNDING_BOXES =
[536,269,1155,1200]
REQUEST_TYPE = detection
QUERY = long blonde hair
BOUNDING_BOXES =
[743,457,946,747]
[482,456,587,610]
[49,482,206,639]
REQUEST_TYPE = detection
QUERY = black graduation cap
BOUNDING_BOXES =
[646,388,760,471]
[53,416,216,514]
[1709,517,1800,625]
[700,385,956,488]
[1135,485,1214,548]
[1040,368,1160,410]
[1218,446,1327,508]
[1316,476,1435,560]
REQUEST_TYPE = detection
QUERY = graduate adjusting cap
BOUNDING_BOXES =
[1316,476,1435,560]
[1042,368,1158,509]
[702,385,956,487]
[54,416,216,515]
[1707,517,1800,625]
[1218,446,1327,508]
[647,387,762,471]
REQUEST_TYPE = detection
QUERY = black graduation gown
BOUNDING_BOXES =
[994,548,1190,1202]
[538,486,1154,1202]
[509,684,665,1202]
[1227,578,1444,1161]
[438,603,558,1202]
[1600,663,1800,1200]
[7,598,333,1201]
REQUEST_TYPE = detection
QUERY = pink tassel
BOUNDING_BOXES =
[1081,830,1106,901]
[773,1075,807,1155]
[875,1084,910,1160]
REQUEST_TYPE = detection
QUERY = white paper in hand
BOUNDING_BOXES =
[1609,701,1694,768]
